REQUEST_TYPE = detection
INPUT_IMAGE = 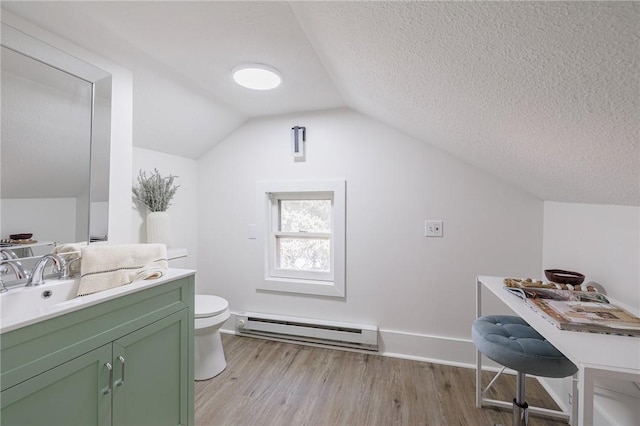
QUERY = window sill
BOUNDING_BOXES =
[258,277,345,298]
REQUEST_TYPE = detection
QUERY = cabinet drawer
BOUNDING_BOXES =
[1,275,195,391]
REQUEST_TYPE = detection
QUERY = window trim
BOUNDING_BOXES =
[257,180,346,297]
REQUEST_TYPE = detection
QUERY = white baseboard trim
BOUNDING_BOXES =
[378,328,476,369]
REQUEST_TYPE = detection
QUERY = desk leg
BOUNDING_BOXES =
[476,277,482,408]
[577,365,640,426]
[578,367,595,426]
[570,373,578,426]
[476,276,482,319]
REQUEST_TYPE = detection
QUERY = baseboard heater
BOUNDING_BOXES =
[236,312,379,351]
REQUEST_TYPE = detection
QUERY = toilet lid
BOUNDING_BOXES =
[195,295,228,318]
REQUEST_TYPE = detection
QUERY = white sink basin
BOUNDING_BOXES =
[0,269,194,334]
[0,278,82,322]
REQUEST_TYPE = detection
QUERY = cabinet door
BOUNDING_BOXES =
[1,344,113,426]
[112,309,189,426]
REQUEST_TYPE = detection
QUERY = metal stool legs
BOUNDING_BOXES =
[512,372,529,426]
[474,315,577,424]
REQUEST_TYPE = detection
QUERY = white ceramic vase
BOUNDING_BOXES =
[147,211,170,246]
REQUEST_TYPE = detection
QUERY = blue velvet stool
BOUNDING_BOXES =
[472,315,577,426]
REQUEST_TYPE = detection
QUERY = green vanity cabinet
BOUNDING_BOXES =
[1,274,195,426]
[1,344,113,425]
[112,310,189,426]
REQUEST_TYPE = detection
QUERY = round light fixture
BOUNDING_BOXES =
[232,64,281,90]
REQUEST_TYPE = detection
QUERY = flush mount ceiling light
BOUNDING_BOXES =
[232,64,281,90]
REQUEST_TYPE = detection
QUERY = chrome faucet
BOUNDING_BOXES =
[0,260,29,280]
[0,249,29,279]
[59,257,81,279]
[25,254,66,287]
[0,248,19,260]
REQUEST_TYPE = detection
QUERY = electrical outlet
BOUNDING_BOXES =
[424,220,443,237]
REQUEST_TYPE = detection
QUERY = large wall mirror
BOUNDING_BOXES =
[0,23,111,265]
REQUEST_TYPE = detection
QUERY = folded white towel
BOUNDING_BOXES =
[77,244,168,297]
[52,242,87,276]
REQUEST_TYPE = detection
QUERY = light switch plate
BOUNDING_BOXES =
[425,220,443,237]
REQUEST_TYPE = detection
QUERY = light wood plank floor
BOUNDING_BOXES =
[195,334,568,426]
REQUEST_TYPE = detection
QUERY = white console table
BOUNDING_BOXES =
[476,275,640,426]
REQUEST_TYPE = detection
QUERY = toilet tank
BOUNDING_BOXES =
[167,247,188,268]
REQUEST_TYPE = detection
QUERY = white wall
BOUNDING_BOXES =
[542,201,640,425]
[543,201,639,309]
[197,108,543,362]
[132,66,246,160]
[1,198,76,243]
[1,69,92,200]
[2,11,133,244]
[90,202,109,240]
[132,147,198,269]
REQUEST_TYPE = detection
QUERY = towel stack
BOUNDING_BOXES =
[77,244,168,297]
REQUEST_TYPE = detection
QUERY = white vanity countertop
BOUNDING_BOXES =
[0,268,196,334]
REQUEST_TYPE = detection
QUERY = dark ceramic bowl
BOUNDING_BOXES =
[10,233,33,240]
[544,269,585,285]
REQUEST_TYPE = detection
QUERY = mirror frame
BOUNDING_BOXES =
[1,22,112,243]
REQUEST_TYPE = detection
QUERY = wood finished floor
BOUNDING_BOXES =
[195,334,568,426]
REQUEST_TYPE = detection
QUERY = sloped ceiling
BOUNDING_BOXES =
[2,1,638,206]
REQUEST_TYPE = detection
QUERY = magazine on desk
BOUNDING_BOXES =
[504,286,640,336]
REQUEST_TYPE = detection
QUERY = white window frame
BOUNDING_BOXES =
[257,180,346,297]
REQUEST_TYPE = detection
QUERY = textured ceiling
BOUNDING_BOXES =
[291,1,640,206]
[2,1,638,206]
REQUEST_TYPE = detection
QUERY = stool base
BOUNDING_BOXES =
[512,371,529,426]
[513,399,529,426]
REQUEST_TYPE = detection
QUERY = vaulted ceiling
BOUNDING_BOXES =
[2,1,638,206]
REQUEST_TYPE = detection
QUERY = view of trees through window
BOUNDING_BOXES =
[277,199,331,271]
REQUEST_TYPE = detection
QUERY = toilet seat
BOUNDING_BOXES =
[195,295,229,318]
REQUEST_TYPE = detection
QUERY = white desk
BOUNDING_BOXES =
[476,275,640,426]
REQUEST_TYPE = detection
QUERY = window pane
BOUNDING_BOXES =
[280,199,331,232]
[277,237,330,272]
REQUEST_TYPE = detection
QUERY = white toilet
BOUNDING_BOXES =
[167,248,230,380]
[194,295,230,379]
